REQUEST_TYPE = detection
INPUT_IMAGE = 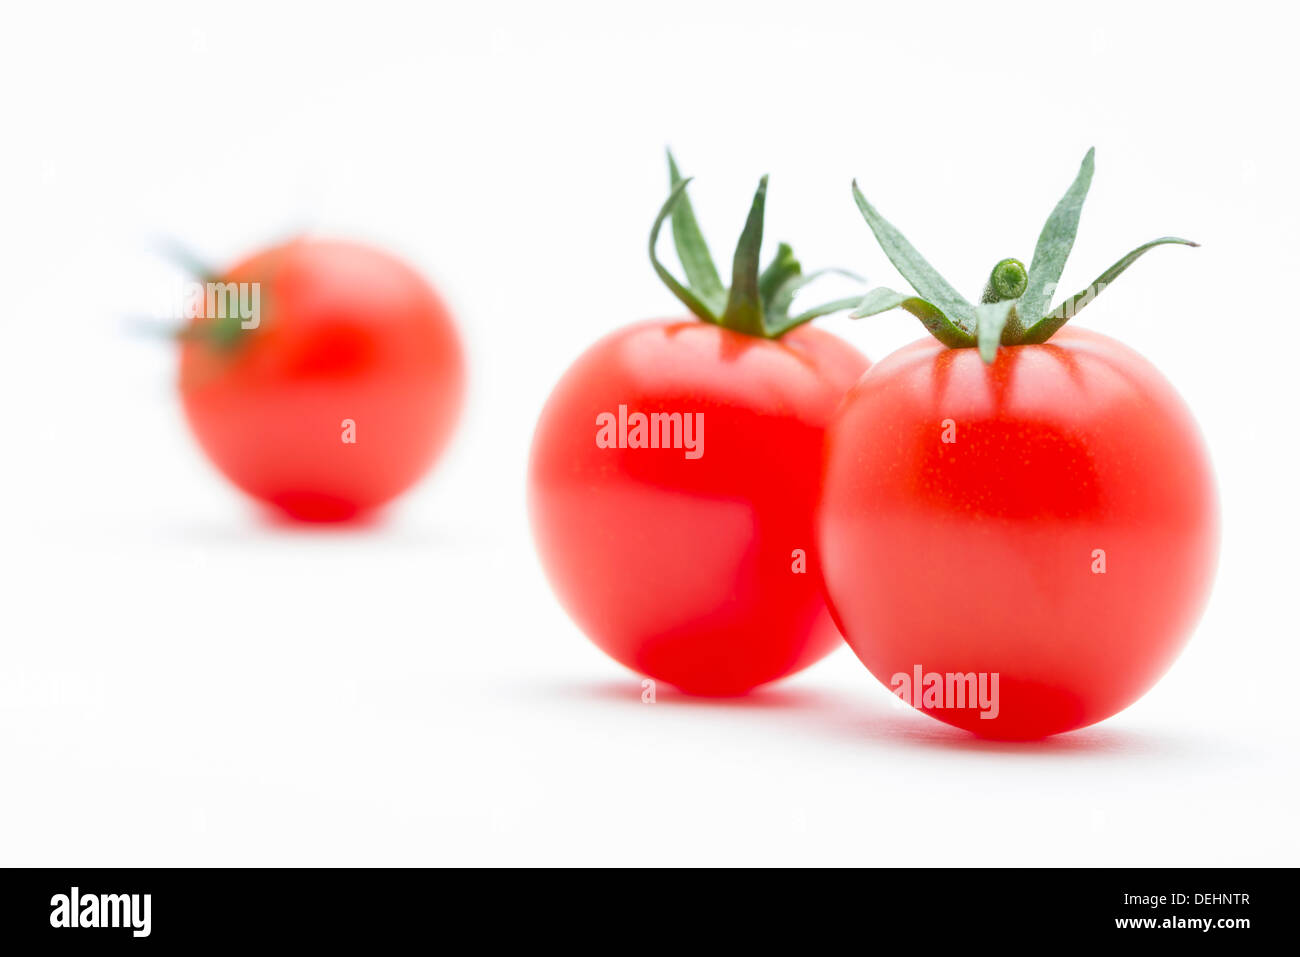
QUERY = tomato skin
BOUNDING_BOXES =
[818,327,1217,738]
[179,239,464,522]
[529,319,869,695]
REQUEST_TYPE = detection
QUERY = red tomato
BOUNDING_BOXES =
[529,319,868,695]
[818,328,1217,738]
[179,239,464,522]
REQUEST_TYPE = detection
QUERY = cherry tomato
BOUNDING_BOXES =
[179,239,464,522]
[529,319,868,695]
[818,328,1218,738]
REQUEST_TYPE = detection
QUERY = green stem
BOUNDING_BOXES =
[979,258,1027,304]
[978,258,1027,345]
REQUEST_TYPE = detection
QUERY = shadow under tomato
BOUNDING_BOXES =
[562,678,832,712]
[846,709,1174,757]
[548,678,1207,761]
[159,514,477,549]
[256,505,389,533]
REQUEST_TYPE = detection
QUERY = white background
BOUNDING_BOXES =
[1,0,1296,865]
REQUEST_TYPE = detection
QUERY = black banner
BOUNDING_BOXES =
[0,867,1282,946]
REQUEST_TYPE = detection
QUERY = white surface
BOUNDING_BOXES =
[0,0,1296,866]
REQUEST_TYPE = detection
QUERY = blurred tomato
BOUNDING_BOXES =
[179,238,464,521]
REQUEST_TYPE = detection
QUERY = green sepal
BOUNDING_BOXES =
[157,238,219,285]
[1022,237,1200,343]
[720,175,769,337]
[759,243,801,306]
[851,182,977,333]
[765,296,864,336]
[649,178,723,324]
[849,287,975,348]
[975,299,1018,363]
[666,150,727,315]
[1018,148,1095,329]
[769,267,861,318]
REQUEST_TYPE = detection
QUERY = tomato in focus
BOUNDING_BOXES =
[817,328,1218,738]
[529,319,868,695]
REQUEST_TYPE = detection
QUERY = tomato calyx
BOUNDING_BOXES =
[158,239,265,351]
[848,148,1200,362]
[649,151,865,339]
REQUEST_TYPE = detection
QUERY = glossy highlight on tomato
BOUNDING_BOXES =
[179,238,464,522]
[530,319,868,694]
[818,328,1217,738]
